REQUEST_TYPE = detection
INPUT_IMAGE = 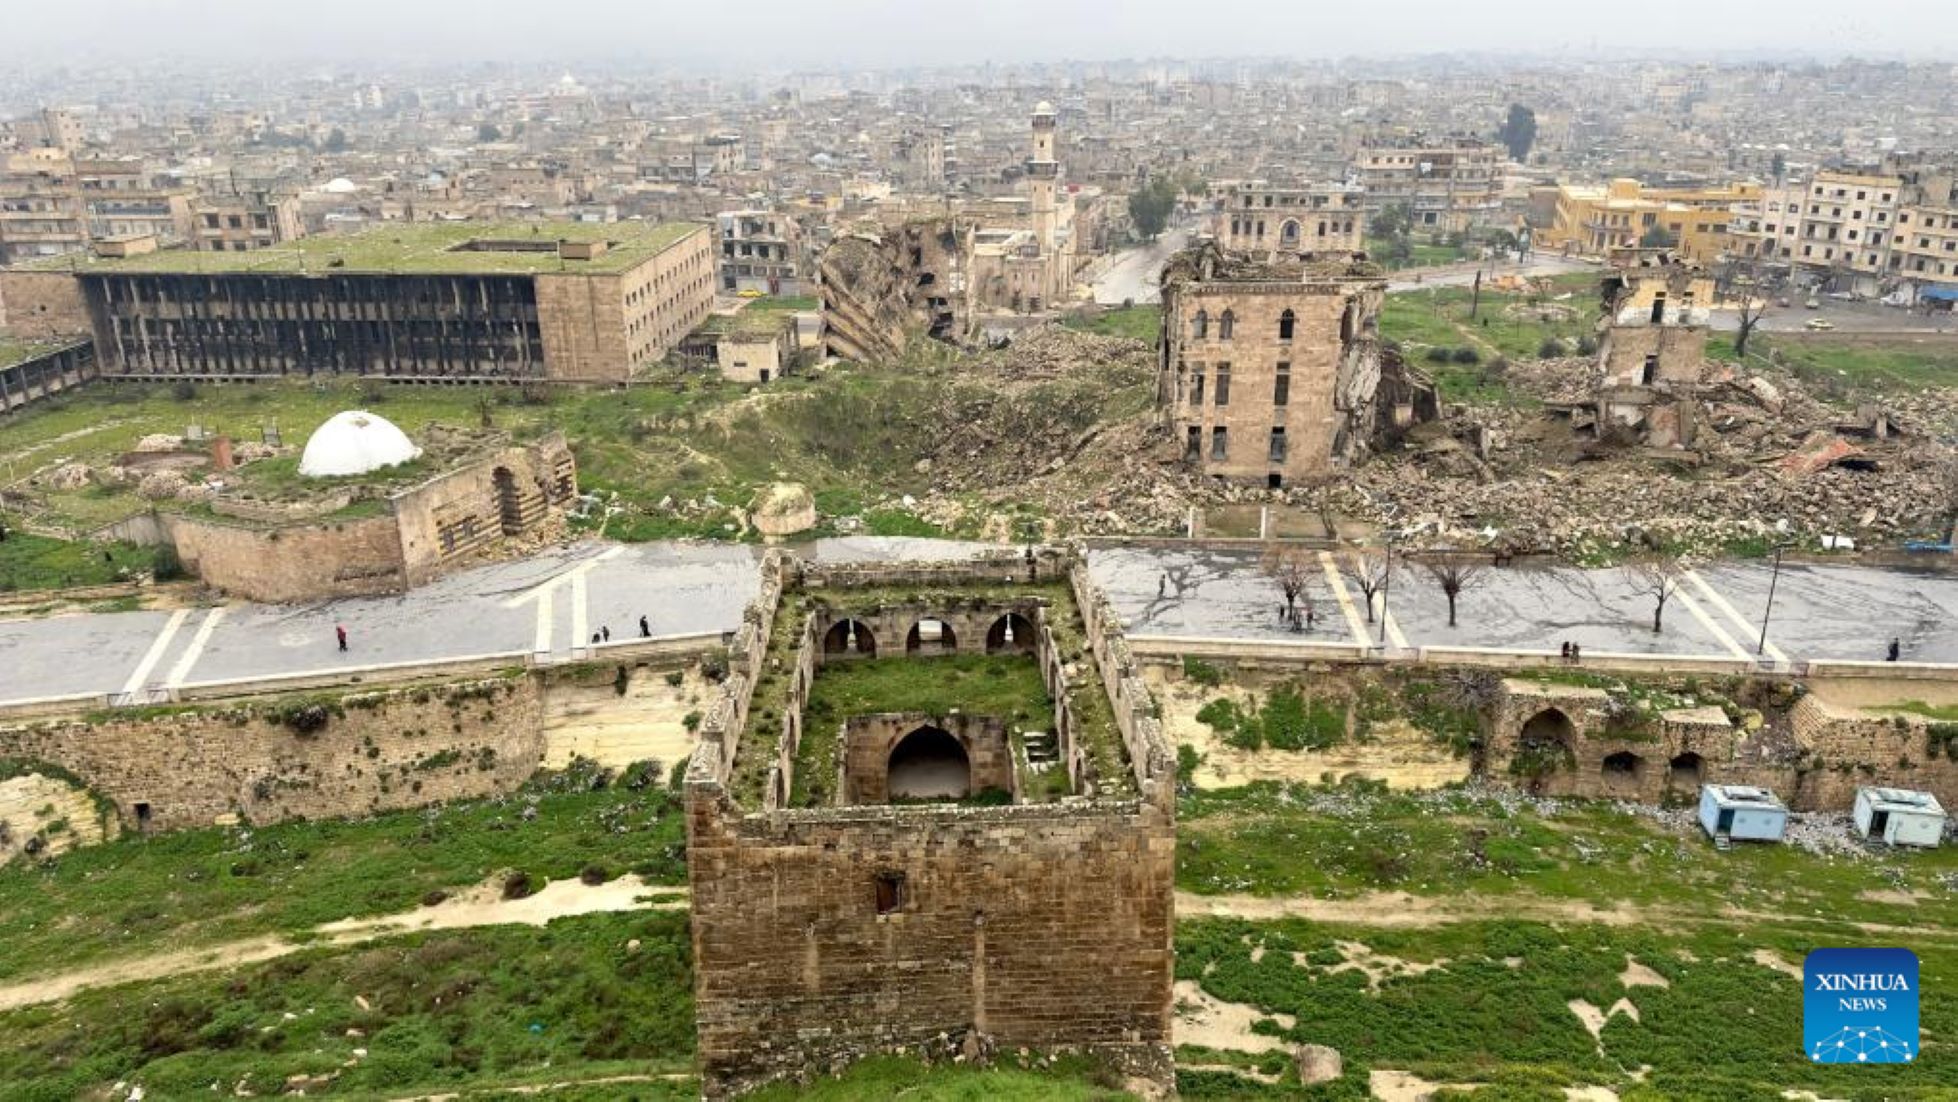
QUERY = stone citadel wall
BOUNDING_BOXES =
[0,677,544,831]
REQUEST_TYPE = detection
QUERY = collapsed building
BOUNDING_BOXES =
[0,221,715,382]
[818,216,971,360]
[1158,243,1437,487]
[1591,258,1713,449]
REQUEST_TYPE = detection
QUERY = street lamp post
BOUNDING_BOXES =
[1757,543,1787,657]
[1377,538,1395,651]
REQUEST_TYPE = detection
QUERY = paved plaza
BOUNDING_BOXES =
[1,539,1952,707]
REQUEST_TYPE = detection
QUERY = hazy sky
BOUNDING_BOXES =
[7,0,1954,68]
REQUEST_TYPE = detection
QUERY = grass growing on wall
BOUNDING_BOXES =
[0,763,686,982]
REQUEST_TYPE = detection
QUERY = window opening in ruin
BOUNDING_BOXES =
[875,871,905,915]
[1273,366,1290,406]
[1214,364,1231,406]
[1278,309,1296,340]
[887,725,971,800]
[759,369,771,383]
[1268,427,1287,463]
[1186,426,1201,459]
[1190,369,1204,405]
[1649,292,1666,324]
[1602,751,1642,777]
[1641,354,1659,386]
[1210,427,1228,461]
[1192,310,1208,339]
[134,802,152,828]
[492,466,524,535]
[1281,220,1300,246]
[1218,310,1234,340]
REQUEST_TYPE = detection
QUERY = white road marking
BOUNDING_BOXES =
[121,608,190,697]
[1319,551,1369,644]
[1673,586,1749,660]
[1686,570,1787,665]
[533,586,554,656]
[571,567,590,652]
[163,606,226,688]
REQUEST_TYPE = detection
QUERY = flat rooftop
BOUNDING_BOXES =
[0,334,79,370]
[22,221,706,277]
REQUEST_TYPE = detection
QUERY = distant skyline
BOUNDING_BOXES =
[6,0,1957,70]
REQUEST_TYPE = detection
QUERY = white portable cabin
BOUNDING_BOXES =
[1854,787,1946,848]
[1699,784,1788,843]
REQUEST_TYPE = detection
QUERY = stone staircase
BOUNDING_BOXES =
[1021,729,1060,774]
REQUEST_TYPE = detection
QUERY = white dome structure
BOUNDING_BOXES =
[322,177,359,195]
[298,411,422,478]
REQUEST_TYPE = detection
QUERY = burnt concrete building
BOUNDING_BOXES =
[1159,243,1434,486]
[684,549,1175,1097]
[0,221,713,382]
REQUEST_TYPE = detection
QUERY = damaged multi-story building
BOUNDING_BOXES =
[1158,243,1436,487]
[1591,259,1711,450]
[1210,179,1366,258]
[0,220,714,382]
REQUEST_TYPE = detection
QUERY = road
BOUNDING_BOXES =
[1084,546,1958,666]
[1708,296,1958,336]
[1385,255,1595,293]
[4,540,1953,708]
[1092,224,1193,305]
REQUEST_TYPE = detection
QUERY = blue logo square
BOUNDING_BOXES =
[1804,948,1919,1064]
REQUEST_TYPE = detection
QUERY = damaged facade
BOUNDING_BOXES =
[0,221,714,382]
[818,216,971,360]
[1592,259,1711,449]
[1158,243,1436,486]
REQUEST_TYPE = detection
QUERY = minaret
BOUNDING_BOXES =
[1027,101,1059,255]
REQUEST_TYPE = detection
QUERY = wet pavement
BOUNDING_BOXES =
[7,539,1957,707]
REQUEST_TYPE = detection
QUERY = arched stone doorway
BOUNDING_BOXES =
[985,613,1035,655]
[887,725,970,801]
[906,618,957,656]
[1514,708,1576,792]
[491,466,524,535]
[1668,751,1704,789]
[1280,220,1301,248]
[1601,751,1644,790]
[823,619,877,659]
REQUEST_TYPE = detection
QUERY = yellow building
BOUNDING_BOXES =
[1540,179,1761,263]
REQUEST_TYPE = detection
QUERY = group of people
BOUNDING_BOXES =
[592,615,656,646]
[335,613,661,653]
[1558,640,1583,663]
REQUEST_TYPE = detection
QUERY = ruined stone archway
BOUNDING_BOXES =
[905,618,957,656]
[1668,751,1704,788]
[822,618,877,659]
[1513,708,1576,792]
[1601,751,1644,786]
[985,612,1036,655]
[887,725,970,801]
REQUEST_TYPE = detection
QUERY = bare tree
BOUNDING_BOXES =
[1343,549,1391,623]
[1421,555,1487,628]
[1261,545,1315,625]
[1721,256,1775,359]
[1625,553,1694,634]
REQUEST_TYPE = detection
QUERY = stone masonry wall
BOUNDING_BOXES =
[841,712,1013,804]
[167,511,407,603]
[686,789,1175,1097]
[0,270,94,340]
[0,677,544,831]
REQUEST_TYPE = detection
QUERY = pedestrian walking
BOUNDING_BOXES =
[335,623,348,652]
[639,615,651,638]
[1570,642,1581,663]
[1560,641,1571,660]
[601,625,611,643]
[1888,637,1902,662]
[1158,574,1168,599]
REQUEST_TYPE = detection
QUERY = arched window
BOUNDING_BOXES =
[1278,308,1296,340]
[1280,220,1300,246]
[1191,310,1208,339]
[1218,310,1234,340]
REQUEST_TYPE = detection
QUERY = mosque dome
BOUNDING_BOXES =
[322,177,359,194]
[1033,100,1056,116]
[298,411,422,478]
